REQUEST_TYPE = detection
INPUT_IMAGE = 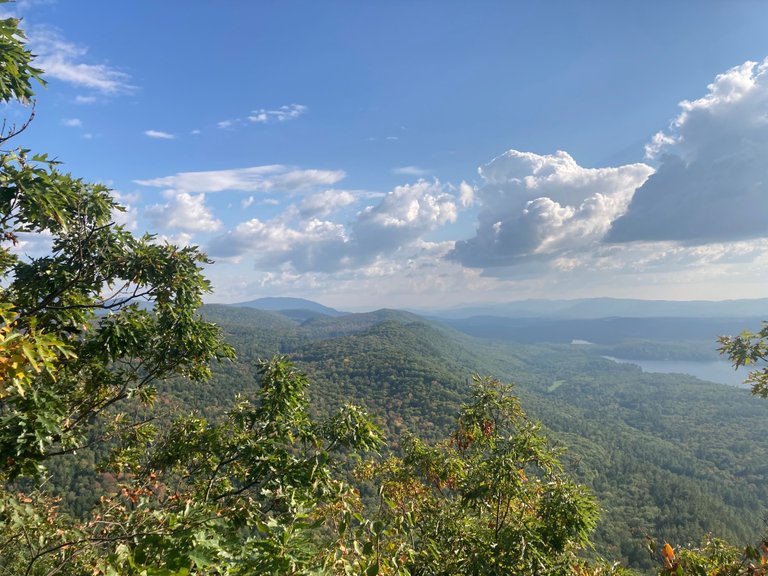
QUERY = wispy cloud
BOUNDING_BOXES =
[135,165,345,194]
[367,135,400,143]
[217,104,307,131]
[16,0,58,10]
[29,26,135,94]
[144,129,175,140]
[61,117,81,127]
[392,166,431,176]
[248,104,307,124]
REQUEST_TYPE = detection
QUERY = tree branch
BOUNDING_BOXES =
[0,103,35,146]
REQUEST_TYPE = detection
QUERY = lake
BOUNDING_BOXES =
[603,356,750,387]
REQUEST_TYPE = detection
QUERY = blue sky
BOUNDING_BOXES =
[6,1,768,310]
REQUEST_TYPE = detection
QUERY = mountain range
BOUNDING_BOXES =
[228,295,768,320]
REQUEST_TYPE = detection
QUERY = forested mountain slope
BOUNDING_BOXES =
[195,305,768,570]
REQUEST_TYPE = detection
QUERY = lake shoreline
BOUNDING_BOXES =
[601,355,749,387]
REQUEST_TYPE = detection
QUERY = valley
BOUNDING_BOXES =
[184,298,768,571]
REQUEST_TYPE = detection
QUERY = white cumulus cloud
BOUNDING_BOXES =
[298,189,358,218]
[354,180,459,254]
[207,179,465,274]
[9,231,54,259]
[145,191,221,233]
[609,58,768,244]
[111,190,139,231]
[449,150,653,268]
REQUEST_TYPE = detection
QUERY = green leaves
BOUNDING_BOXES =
[0,14,234,480]
[719,323,768,398]
[80,357,386,575]
[0,9,44,107]
[322,403,385,452]
[356,375,600,575]
[0,155,235,475]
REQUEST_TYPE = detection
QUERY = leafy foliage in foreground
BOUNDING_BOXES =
[719,323,768,398]
[0,357,381,575]
[0,15,233,481]
[359,376,600,575]
[1,358,612,575]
